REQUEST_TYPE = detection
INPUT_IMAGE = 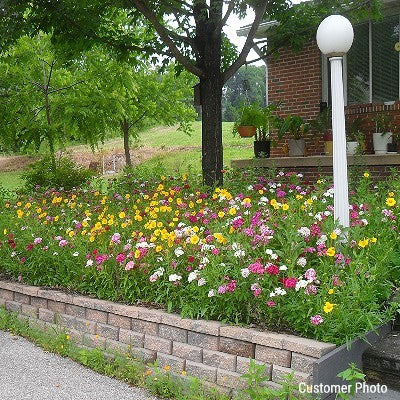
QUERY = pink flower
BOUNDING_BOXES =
[17,275,22,282]
[34,237,42,244]
[249,261,264,275]
[282,277,298,288]
[305,285,317,295]
[310,315,324,325]
[26,243,34,251]
[125,261,135,271]
[218,285,227,294]
[59,239,68,247]
[304,268,316,281]
[267,301,276,307]
[253,288,262,297]
[116,253,125,264]
[111,233,121,244]
[211,248,220,255]
[149,274,157,282]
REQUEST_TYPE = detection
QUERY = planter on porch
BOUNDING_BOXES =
[288,138,306,157]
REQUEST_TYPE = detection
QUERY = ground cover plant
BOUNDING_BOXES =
[0,167,399,345]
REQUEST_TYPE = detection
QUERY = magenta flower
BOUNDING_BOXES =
[249,261,264,275]
[310,315,324,325]
[282,277,298,288]
[116,253,125,264]
[267,301,276,307]
[59,239,68,247]
[34,237,43,244]
[265,264,279,275]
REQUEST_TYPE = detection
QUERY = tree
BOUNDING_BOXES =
[222,65,266,122]
[0,34,84,166]
[68,50,196,166]
[0,0,380,185]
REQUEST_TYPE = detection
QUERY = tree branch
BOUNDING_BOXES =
[222,1,269,84]
[219,0,235,30]
[129,0,204,77]
[48,80,85,95]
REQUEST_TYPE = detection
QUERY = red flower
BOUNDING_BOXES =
[265,264,279,275]
[282,277,298,288]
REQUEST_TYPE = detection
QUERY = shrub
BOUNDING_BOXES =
[22,155,95,191]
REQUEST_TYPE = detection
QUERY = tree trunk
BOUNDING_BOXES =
[121,117,132,167]
[200,75,223,187]
[196,0,224,187]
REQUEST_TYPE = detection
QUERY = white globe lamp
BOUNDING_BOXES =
[316,15,354,229]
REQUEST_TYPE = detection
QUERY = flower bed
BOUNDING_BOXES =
[0,168,398,345]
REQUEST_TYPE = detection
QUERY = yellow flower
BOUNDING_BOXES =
[119,211,126,219]
[323,302,335,313]
[358,238,369,248]
[326,247,336,257]
[163,365,171,372]
[328,289,334,295]
[370,237,377,243]
[181,370,187,376]
[282,204,289,211]
[330,232,337,240]
[66,334,70,341]
[218,211,225,218]
[17,209,24,218]
[296,194,303,200]
[229,207,237,216]
[386,197,396,207]
[363,172,370,178]
[3,229,7,235]
[155,245,163,253]
[190,235,199,245]
[389,192,394,197]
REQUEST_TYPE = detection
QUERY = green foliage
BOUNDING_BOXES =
[21,155,95,191]
[336,363,366,400]
[277,115,311,140]
[242,359,311,400]
[223,65,266,122]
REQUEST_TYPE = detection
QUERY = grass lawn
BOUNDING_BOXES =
[0,170,23,191]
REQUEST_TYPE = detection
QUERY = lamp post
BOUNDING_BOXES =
[316,15,354,228]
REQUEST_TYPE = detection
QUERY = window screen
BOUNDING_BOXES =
[372,15,399,102]
[347,23,370,104]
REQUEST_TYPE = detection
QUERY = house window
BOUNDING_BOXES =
[322,14,400,105]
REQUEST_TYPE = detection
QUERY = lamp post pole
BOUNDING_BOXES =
[330,56,349,228]
[317,15,354,228]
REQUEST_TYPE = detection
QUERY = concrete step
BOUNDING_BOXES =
[362,331,400,390]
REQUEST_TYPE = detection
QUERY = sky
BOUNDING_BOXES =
[223,0,305,65]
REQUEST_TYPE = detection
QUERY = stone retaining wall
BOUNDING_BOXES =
[0,280,336,395]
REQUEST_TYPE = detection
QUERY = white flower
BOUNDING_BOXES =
[333,228,342,235]
[188,271,198,283]
[200,257,210,265]
[324,211,331,216]
[169,274,182,282]
[234,250,245,258]
[269,292,276,297]
[247,185,254,190]
[232,242,240,250]
[265,249,273,255]
[11,251,16,258]
[198,278,206,286]
[296,257,307,267]
[53,252,58,256]
[174,247,184,257]
[295,279,309,291]
[279,265,288,271]
[361,219,368,225]
[298,227,311,238]
[241,268,250,278]
[86,259,94,267]
[260,196,268,203]
[73,252,79,257]
[271,253,278,260]
[208,289,215,297]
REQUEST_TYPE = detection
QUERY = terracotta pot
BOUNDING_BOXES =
[237,125,256,138]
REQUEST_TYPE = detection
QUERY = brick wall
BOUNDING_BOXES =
[267,40,400,158]
[346,101,400,154]
[268,40,323,157]
[0,280,336,396]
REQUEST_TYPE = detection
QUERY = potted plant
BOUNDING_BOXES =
[311,107,332,155]
[253,104,278,158]
[387,123,399,153]
[346,117,365,155]
[277,115,310,157]
[372,113,393,154]
[233,103,265,138]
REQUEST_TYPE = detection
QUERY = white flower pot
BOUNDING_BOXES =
[288,138,305,157]
[346,141,359,155]
[373,132,392,155]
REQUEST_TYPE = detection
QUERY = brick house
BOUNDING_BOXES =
[238,0,400,158]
